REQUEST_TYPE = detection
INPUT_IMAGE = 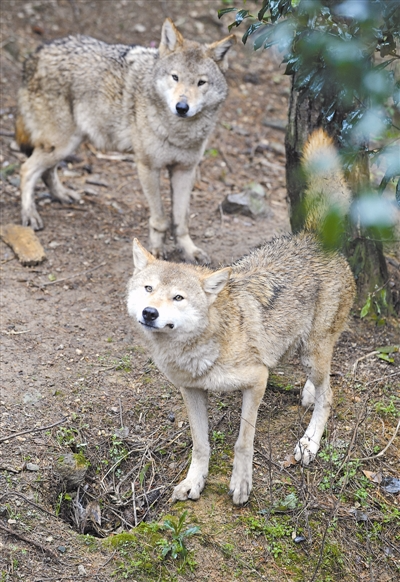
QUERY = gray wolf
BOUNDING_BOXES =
[16,19,235,262]
[127,129,356,505]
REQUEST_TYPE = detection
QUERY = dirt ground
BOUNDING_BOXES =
[1,2,399,581]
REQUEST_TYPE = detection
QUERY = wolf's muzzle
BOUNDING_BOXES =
[176,101,189,116]
[142,306,159,322]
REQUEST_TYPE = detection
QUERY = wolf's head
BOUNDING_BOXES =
[154,18,235,118]
[127,239,231,338]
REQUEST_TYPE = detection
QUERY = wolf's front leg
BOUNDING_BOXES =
[169,165,209,264]
[230,372,268,505]
[172,387,210,501]
[136,161,169,258]
[294,373,332,465]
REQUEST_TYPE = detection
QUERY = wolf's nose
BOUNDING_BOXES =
[142,307,159,322]
[176,101,189,116]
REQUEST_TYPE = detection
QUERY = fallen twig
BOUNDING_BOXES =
[131,481,138,527]
[352,351,379,375]
[93,550,117,576]
[0,522,62,563]
[0,491,59,519]
[1,329,29,335]
[0,416,67,443]
[350,418,400,462]
[42,261,106,286]
[364,370,400,386]
[334,401,368,481]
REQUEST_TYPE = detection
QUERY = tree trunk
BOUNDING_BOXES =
[285,76,392,316]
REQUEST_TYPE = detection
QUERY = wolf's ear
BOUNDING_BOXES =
[159,18,184,56]
[202,267,231,297]
[132,239,155,273]
[207,35,236,70]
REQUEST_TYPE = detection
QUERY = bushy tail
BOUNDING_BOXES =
[302,128,351,234]
[15,113,33,157]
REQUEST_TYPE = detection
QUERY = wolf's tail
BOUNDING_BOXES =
[301,128,351,234]
[15,113,34,157]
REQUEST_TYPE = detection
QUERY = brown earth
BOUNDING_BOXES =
[1,2,399,582]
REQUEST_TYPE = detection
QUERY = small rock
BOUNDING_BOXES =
[7,177,20,188]
[114,426,129,439]
[55,452,89,489]
[26,463,40,472]
[57,546,66,553]
[133,23,146,33]
[62,169,80,178]
[78,564,87,576]
[168,412,175,423]
[221,183,270,218]
[23,390,42,405]
[381,476,400,494]
[204,227,215,239]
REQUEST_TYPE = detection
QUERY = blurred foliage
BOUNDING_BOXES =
[219,0,400,217]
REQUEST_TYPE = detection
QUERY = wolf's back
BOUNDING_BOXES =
[302,128,351,233]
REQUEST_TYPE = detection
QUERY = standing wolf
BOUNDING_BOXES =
[16,19,235,262]
[127,129,356,505]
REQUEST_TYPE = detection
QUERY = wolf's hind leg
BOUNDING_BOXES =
[295,344,334,465]
[229,370,268,505]
[42,166,81,203]
[20,137,82,230]
[172,387,210,502]
[301,379,315,408]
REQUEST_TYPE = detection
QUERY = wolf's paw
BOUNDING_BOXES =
[229,472,252,506]
[149,246,165,260]
[171,475,206,502]
[177,234,210,264]
[182,245,210,265]
[22,208,44,231]
[52,187,81,204]
[294,436,319,465]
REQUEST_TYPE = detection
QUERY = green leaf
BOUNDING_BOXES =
[235,9,251,26]
[377,353,394,363]
[242,22,264,45]
[376,345,399,354]
[360,296,371,318]
[217,7,237,19]
[183,526,200,537]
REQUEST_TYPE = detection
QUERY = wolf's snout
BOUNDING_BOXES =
[142,306,159,322]
[176,100,189,116]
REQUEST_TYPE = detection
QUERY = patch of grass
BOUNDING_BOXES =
[114,354,132,372]
[374,395,400,418]
[105,511,199,580]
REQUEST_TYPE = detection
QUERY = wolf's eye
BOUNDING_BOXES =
[145,286,153,293]
[172,74,179,81]
[173,295,184,301]
[198,79,206,86]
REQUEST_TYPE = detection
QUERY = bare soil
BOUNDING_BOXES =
[1,2,399,582]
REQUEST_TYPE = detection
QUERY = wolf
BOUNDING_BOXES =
[15,19,235,262]
[127,129,356,505]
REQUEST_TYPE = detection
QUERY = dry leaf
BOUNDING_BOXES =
[281,454,298,468]
[362,470,382,484]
